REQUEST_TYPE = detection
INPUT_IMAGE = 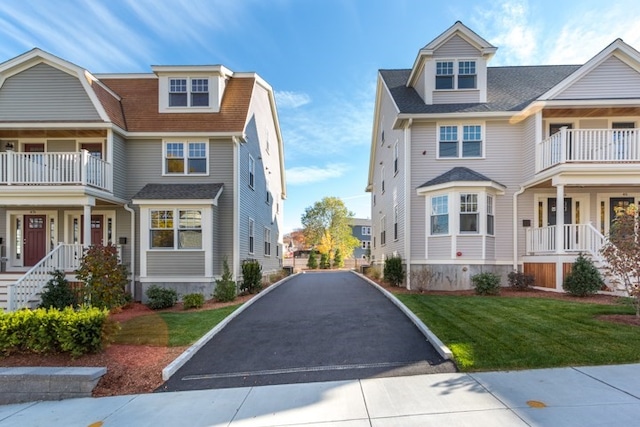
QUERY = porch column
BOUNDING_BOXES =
[555,184,565,254]
[83,205,92,248]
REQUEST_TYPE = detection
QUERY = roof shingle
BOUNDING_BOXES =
[418,167,504,189]
[132,183,223,200]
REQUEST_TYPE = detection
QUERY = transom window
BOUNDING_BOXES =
[431,195,449,235]
[460,194,479,233]
[435,60,477,90]
[164,141,208,175]
[169,78,209,107]
[438,124,483,158]
[150,209,202,249]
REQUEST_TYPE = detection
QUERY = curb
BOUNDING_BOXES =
[161,273,298,381]
[352,271,454,360]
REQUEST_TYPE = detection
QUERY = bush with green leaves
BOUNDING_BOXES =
[241,259,262,294]
[507,271,535,290]
[319,252,330,269]
[182,293,205,310]
[214,258,237,302]
[0,306,117,357]
[563,253,604,297]
[472,272,501,295]
[307,250,318,269]
[75,244,128,309]
[39,269,77,309]
[384,256,405,287]
[333,248,344,268]
[145,285,178,310]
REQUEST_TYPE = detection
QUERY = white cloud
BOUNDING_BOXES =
[286,164,348,185]
[275,91,312,109]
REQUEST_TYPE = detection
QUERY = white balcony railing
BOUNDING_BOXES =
[0,150,112,191]
[536,128,640,172]
[525,223,605,259]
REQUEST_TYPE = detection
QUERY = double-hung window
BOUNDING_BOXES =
[169,78,209,107]
[438,124,483,158]
[431,195,449,235]
[362,226,371,236]
[150,209,202,249]
[248,155,255,188]
[393,142,399,175]
[264,227,271,256]
[248,218,255,254]
[380,216,386,246]
[487,195,495,236]
[393,204,399,241]
[460,194,479,233]
[435,60,477,90]
[164,141,207,174]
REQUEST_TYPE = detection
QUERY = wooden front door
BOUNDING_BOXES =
[24,215,47,267]
[81,215,104,246]
[547,198,572,226]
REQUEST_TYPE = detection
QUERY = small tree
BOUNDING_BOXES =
[75,244,128,309]
[307,249,318,269]
[601,203,640,316]
[563,253,604,297]
[40,269,76,309]
[319,252,330,269]
[384,256,405,287]
[333,248,344,268]
[241,259,262,294]
[214,258,236,302]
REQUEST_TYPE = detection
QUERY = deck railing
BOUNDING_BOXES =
[536,128,640,172]
[6,243,83,311]
[0,150,112,191]
[525,223,605,259]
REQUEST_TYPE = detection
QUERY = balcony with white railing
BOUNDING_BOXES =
[536,127,640,172]
[0,150,112,192]
[525,223,605,259]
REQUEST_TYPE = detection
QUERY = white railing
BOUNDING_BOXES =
[536,128,640,172]
[6,243,83,311]
[0,150,112,191]
[526,223,605,259]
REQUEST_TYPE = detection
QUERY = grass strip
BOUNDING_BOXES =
[396,294,640,371]
[115,304,242,347]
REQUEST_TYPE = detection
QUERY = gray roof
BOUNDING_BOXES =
[380,65,581,114]
[132,183,223,200]
[418,167,505,189]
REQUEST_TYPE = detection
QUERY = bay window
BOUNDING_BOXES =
[431,195,449,235]
[460,194,479,233]
[487,195,495,236]
[150,209,202,250]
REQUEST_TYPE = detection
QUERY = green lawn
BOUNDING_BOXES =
[114,304,242,347]
[396,293,640,371]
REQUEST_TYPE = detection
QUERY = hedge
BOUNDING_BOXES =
[0,306,118,357]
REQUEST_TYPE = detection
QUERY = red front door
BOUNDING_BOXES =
[24,215,47,267]
[81,215,104,246]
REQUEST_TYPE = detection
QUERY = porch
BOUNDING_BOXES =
[536,127,640,173]
[0,150,112,192]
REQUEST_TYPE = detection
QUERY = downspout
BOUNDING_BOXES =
[404,118,413,290]
[124,203,136,300]
[512,186,526,271]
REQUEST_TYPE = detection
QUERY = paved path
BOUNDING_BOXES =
[159,271,455,392]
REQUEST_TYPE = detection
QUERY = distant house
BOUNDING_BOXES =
[350,218,372,261]
[367,21,640,291]
[0,48,286,310]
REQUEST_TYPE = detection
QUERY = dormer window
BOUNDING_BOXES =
[436,60,477,90]
[168,78,209,108]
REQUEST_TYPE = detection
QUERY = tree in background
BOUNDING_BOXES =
[601,203,640,317]
[307,249,318,269]
[301,197,360,266]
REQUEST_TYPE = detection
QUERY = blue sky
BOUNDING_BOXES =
[2,0,640,233]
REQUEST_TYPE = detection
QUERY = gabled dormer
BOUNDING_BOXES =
[407,21,497,105]
[152,65,232,113]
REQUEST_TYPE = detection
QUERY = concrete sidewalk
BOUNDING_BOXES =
[1,363,639,426]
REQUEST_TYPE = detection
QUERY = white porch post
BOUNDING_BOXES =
[555,184,565,290]
[83,205,92,248]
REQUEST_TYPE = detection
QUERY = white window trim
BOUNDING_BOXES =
[248,154,255,189]
[435,58,478,91]
[148,208,204,251]
[158,75,220,113]
[264,226,272,256]
[393,141,399,176]
[429,193,450,236]
[248,218,255,255]
[436,122,485,159]
[163,140,209,176]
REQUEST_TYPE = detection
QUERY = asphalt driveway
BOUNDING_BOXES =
[159,271,455,392]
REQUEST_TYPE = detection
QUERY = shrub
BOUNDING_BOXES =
[507,271,535,290]
[75,244,128,309]
[145,285,178,310]
[0,306,117,357]
[319,252,330,269]
[384,256,405,287]
[563,253,604,297]
[412,266,435,292]
[39,270,77,309]
[307,250,318,269]
[472,272,501,295]
[182,293,205,310]
[366,265,382,281]
[333,248,344,268]
[241,259,262,294]
[214,258,237,302]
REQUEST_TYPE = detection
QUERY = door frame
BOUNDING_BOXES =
[597,192,640,236]
[534,193,589,229]
[4,210,59,269]
[64,210,116,246]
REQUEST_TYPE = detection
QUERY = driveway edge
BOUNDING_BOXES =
[352,271,454,360]
[161,273,298,381]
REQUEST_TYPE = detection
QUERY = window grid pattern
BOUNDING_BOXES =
[487,195,495,236]
[165,142,207,174]
[249,219,255,254]
[460,194,479,233]
[264,227,271,256]
[431,195,449,235]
